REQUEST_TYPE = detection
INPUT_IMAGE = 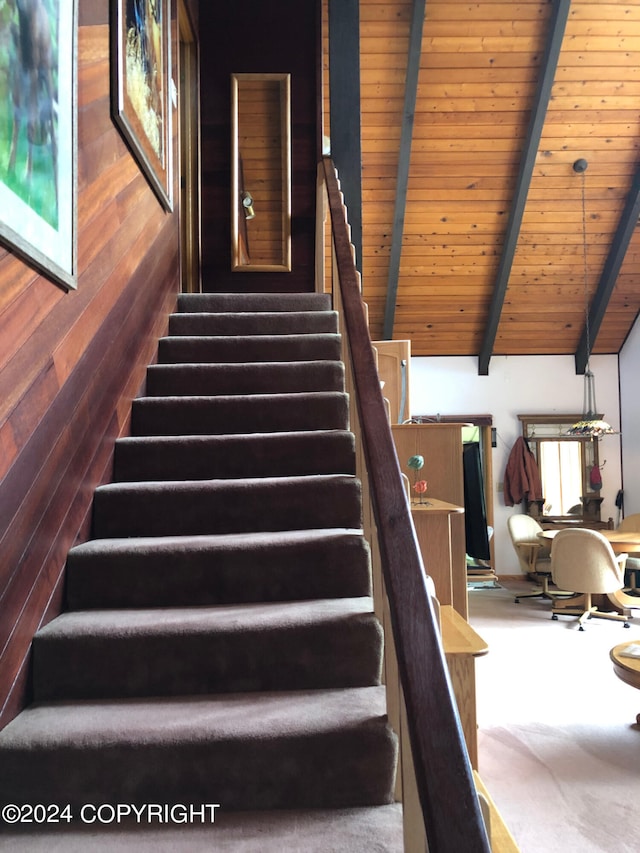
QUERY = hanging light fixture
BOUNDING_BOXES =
[567,159,617,438]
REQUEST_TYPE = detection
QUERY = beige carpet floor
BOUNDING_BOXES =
[469,578,640,853]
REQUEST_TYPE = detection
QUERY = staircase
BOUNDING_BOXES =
[0,293,404,850]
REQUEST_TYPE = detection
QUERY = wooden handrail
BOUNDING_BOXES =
[321,157,491,852]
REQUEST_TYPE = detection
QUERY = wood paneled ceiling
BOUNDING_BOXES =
[354,0,640,370]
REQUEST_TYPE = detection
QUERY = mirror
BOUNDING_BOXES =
[231,73,291,271]
[518,414,603,523]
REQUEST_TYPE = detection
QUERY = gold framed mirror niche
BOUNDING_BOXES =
[518,414,610,528]
[231,73,291,272]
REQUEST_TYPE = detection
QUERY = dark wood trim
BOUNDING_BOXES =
[575,165,640,373]
[479,0,571,375]
[315,0,323,163]
[328,0,363,275]
[323,157,490,853]
[382,0,426,340]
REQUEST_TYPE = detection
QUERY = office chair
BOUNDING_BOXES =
[550,528,632,630]
[508,514,570,604]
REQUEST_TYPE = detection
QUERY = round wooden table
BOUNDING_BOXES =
[610,642,640,725]
[540,528,640,554]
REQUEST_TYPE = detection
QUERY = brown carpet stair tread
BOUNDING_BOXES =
[0,688,397,811]
[113,429,356,481]
[130,391,350,435]
[92,474,362,538]
[65,528,372,609]
[176,292,333,312]
[0,686,391,752]
[158,334,342,363]
[145,360,345,396]
[32,598,382,700]
[0,805,404,852]
[169,308,339,336]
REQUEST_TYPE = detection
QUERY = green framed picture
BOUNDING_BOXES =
[0,0,77,290]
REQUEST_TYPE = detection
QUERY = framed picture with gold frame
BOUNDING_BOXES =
[111,0,173,211]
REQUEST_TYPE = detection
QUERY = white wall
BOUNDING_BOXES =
[620,315,640,516]
[410,354,622,577]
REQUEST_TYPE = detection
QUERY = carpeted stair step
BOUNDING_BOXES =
[131,391,350,436]
[65,529,372,610]
[169,309,339,337]
[32,598,382,701]
[92,475,362,539]
[158,333,342,364]
[113,430,356,481]
[145,361,345,397]
[0,804,404,852]
[177,292,332,314]
[0,686,397,811]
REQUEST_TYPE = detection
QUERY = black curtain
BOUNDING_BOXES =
[462,442,490,560]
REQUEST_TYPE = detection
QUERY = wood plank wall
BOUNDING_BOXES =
[199,0,320,293]
[0,0,199,726]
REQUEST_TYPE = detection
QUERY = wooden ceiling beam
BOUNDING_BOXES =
[382,0,426,340]
[328,0,363,274]
[477,0,571,375]
[575,164,640,374]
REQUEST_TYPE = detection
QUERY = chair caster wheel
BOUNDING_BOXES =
[624,622,631,628]
[551,614,558,620]
[514,598,520,604]
[579,625,585,631]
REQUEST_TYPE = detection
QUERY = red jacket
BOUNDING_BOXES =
[504,436,543,506]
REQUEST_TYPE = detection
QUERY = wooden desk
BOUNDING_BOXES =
[440,604,488,769]
[411,498,467,619]
[610,642,640,725]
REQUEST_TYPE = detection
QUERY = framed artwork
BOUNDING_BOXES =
[111,0,173,211]
[0,0,77,291]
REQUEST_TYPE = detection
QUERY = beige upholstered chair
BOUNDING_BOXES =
[508,514,566,604]
[617,513,640,594]
[550,528,632,630]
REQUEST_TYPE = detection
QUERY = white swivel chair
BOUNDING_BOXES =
[508,514,570,604]
[550,528,632,630]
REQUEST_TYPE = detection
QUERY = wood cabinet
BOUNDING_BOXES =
[392,423,468,618]
[391,422,465,506]
[372,339,411,424]
[411,499,467,619]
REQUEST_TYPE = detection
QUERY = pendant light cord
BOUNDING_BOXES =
[568,160,616,435]
[580,167,591,374]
